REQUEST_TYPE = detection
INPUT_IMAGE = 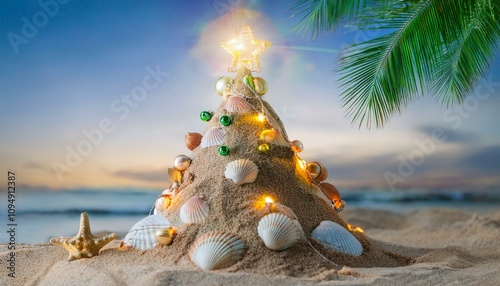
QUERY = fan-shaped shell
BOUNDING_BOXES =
[188,232,246,270]
[225,95,252,113]
[311,221,363,256]
[201,127,225,148]
[257,213,300,251]
[120,215,171,250]
[259,129,289,147]
[185,132,202,151]
[224,159,258,185]
[180,195,209,223]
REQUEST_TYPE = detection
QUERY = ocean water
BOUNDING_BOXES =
[1,188,499,244]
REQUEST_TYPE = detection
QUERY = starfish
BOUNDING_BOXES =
[220,26,271,72]
[50,212,116,261]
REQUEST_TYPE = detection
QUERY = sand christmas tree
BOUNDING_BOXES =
[117,26,409,273]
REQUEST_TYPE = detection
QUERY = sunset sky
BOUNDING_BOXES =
[1,0,499,192]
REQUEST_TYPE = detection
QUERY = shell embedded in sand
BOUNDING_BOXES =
[168,168,182,183]
[180,195,209,224]
[200,127,225,148]
[257,213,300,251]
[306,162,328,183]
[311,221,363,256]
[224,159,258,185]
[185,132,203,151]
[174,154,191,171]
[120,215,171,250]
[225,95,252,113]
[319,182,341,201]
[259,129,289,147]
[188,231,246,270]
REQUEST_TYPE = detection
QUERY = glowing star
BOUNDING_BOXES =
[50,212,116,261]
[220,26,271,72]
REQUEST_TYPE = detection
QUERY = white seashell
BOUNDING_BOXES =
[188,232,246,270]
[121,215,171,250]
[180,195,209,223]
[257,213,300,251]
[201,127,225,148]
[224,159,258,185]
[225,95,252,113]
[259,129,289,147]
[311,221,363,256]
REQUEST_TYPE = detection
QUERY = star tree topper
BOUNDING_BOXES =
[220,26,271,72]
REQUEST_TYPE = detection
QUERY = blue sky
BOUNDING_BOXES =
[1,0,499,191]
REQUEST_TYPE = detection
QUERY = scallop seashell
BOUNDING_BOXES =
[185,132,203,151]
[120,215,171,250]
[180,195,209,223]
[311,221,363,256]
[259,129,289,147]
[224,159,258,185]
[225,95,252,113]
[200,127,225,148]
[257,213,300,251]
[188,231,246,270]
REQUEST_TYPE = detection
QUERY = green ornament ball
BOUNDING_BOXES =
[218,145,230,156]
[200,111,213,122]
[219,115,232,126]
[243,74,256,91]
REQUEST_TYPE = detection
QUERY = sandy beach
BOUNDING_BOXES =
[2,207,499,286]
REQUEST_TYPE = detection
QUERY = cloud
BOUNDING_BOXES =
[417,125,478,144]
[111,167,168,183]
[461,145,500,173]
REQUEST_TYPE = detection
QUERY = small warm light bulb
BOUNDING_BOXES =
[297,158,307,170]
[265,197,274,205]
[347,224,365,234]
[236,43,244,50]
[257,113,266,122]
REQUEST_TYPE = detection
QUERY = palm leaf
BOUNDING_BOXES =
[290,0,368,39]
[291,0,500,128]
[433,0,500,105]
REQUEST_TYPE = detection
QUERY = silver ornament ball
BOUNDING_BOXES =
[215,76,232,96]
[290,140,304,153]
[253,77,268,95]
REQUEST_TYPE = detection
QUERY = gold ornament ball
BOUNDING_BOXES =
[290,140,303,153]
[215,76,232,96]
[253,77,268,95]
[258,143,270,153]
[155,227,176,245]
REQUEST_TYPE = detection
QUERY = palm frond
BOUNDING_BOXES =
[290,0,500,128]
[338,0,443,127]
[433,0,500,105]
[289,0,367,39]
